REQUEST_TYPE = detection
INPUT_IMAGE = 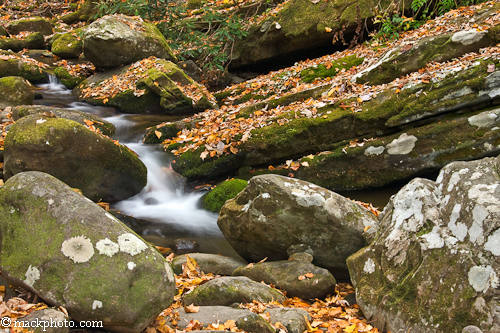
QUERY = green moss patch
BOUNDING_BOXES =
[202,179,248,212]
[300,55,364,83]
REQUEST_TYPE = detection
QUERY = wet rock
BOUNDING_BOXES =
[179,60,202,82]
[4,115,147,202]
[7,17,53,36]
[171,253,246,275]
[174,239,200,254]
[170,306,274,333]
[233,260,336,299]
[182,276,285,306]
[0,171,175,333]
[16,308,69,333]
[218,174,378,279]
[347,154,500,333]
[288,252,313,263]
[0,32,45,52]
[0,76,34,108]
[0,51,47,83]
[83,15,176,69]
[11,105,115,136]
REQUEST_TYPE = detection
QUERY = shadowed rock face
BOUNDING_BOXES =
[347,155,500,333]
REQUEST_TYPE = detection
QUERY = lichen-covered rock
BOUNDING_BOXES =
[61,0,97,24]
[169,306,275,333]
[3,114,147,202]
[0,50,47,83]
[51,30,83,59]
[0,76,34,108]
[171,253,246,275]
[354,9,500,85]
[0,171,176,333]
[83,14,177,69]
[16,308,69,333]
[233,260,336,299]
[182,276,285,306]
[347,155,500,333]
[11,105,115,136]
[267,308,311,333]
[217,174,378,279]
[0,32,45,52]
[202,179,248,212]
[7,17,53,36]
[75,58,216,114]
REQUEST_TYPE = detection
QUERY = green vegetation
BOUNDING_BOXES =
[300,55,364,83]
[202,179,248,212]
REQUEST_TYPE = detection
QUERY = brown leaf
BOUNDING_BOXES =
[305,272,314,278]
[155,130,162,139]
[184,304,200,313]
[298,275,306,280]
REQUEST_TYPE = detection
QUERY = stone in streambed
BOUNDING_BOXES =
[171,253,247,275]
[0,171,175,333]
[3,114,146,202]
[0,76,34,108]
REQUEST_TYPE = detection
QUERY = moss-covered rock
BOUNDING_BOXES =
[347,155,500,332]
[75,58,216,114]
[233,260,336,299]
[0,76,34,108]
[300,55,364,83]
[83,14,177,69]
[0,32,45,52]
[217,174,378,279]
[182,276,285,306]
[54,66,86,89]
[171,253,246,275]
[11,105,115,136]
[61,0,98,24]
[3,115,147,202]
[202,179,248,212]
[0,171,175,333]
[7,16,53,35]
[51,29,83,59]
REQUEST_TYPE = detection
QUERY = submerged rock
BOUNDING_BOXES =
[347,154,500,332]
[218,174,378,279]
[0,171,175,333]
[4,114,147,202]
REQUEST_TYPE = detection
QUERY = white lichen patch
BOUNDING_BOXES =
[468,265,499,293]
[470,204,488,244]
[364,146,385,156]
[118,233,147,256]
[127,262,136,270]
[484,229,500,256]
[447,168,469,192]
[468,184,500,210]
[61,236,94,263]
[36,118,47,124]
[471,172,483,180]
[47,199,54,205]
[451,29,485,45]
[468,111,498,128]
[24,265,40,288]
[386,133,417,155]
[96,238,119,257]
[92,300,103,310]
[241,200,252,212]
[448,204,468,242]
[363,258,376,274]
[420,226,445,250]
[261,193,270,199]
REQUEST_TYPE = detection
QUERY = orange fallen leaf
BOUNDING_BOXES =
[155,130,162,139]
[184,304,200,313]
[305,272,314,278]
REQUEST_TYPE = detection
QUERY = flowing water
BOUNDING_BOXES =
[35,76,241,258]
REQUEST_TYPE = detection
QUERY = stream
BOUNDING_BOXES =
[34,75,407,259]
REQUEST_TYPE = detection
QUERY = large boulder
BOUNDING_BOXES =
[233,259,336,299]
[0,50,47,83]
[0,32,45,52]
[347,155,500,333]
[217,174,378,279]
[6,17,53,36]
[182,276,286,306]
[83,14,177,69]
[11,105,115,136]
[75,57,216,114]
[0,171,176,333]
[0,76,34,108]
[3,114,147,202]
[51,29,84,59]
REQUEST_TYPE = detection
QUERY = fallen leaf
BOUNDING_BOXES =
[325,27,332,32]
[155,130,162,139]
[298,275,306,280]
[184,304,200,313]
[301,161,310,167]
[488,63,496,73]
[305,272,314,278]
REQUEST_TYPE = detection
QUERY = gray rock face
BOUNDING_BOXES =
[0,171,176,333]
[347,155,500,333]
[183,276,285,306]
[233,260,336,299]
[171,306,274,333]
[7,17,53,36]
[171,253,246,275]
[267,308,310,333]
[0,76,34,108]
[218,174,378,279]
[16,308,69,333]
[4,114,146,202]
[83,15,176,69]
